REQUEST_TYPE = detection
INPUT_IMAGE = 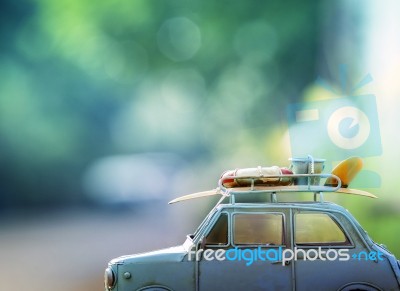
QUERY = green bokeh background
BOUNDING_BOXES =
[1,0,399,290]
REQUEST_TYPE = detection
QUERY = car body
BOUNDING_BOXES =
[104,163,400,291]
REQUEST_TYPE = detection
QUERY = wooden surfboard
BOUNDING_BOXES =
[168,188,221,204]
[168,184,378,204]
[325,157,363,187]
[335,187,377,199]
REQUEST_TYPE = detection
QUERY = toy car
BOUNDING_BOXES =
[104,156,400,291]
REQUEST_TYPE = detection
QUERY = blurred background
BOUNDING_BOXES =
[1,0,400,290]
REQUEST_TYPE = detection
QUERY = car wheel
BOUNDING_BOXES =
[137,286,173,291]
[338,282,383,291]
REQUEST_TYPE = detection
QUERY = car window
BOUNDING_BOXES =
[206,213,228,245]
[233,213,284,245]
[295,213,351,246]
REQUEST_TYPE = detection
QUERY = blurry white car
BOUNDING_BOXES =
[83,153,186,205]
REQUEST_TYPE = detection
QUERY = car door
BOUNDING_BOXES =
[198,208,293,291]
[292,209,398,291]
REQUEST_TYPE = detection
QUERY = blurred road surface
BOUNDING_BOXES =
[0,200,209,291]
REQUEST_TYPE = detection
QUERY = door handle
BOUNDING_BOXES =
[272,260,290,266]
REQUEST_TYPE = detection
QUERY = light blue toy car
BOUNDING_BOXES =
[104,157,400,291]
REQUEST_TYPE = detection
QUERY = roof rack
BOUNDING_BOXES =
[168,156,377,205]
[217,173,342,203]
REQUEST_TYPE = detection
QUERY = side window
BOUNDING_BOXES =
[295,213,351,246]
[233,213,284,245]
[206,213,228,245]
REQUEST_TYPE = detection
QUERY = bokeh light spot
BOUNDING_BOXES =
[234,20,277,64]
[157,17,202,62]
